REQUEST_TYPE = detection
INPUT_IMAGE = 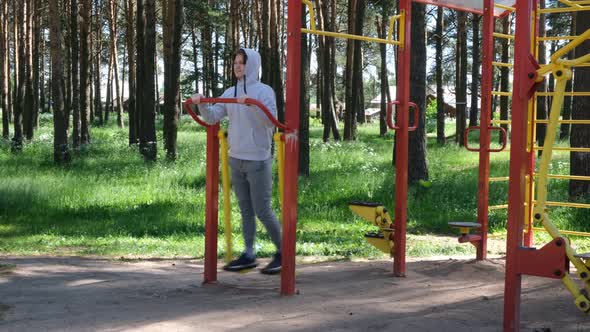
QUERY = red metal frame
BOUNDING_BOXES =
[465,126,508,152]
[282,0,302,295]
[386,101,419,131]
[392,0,411,277]
[184,97,294,288]
[184,99,220,284]
[504,0,536,330]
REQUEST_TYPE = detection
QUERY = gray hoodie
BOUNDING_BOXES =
[198,48,277,161]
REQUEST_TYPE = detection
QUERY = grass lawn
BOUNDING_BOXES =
[1,114,589,259]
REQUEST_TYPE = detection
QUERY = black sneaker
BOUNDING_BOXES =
[261,252,281,275]
[223,253,258,272]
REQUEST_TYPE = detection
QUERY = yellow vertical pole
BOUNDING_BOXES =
[218,129,233,263]
[274,132,285,206]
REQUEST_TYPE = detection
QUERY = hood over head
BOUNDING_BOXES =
[234,48,261,96]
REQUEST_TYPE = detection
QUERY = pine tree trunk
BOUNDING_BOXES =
[80,0,92,145]
[142,0,157,161]
[108,0,123,128]
[435,6,445,144]
[0,0,8,139]
[560,15,576,140]
[469,14,480,128]
[190,23,199,93]
[136,0,145,152]
[105,51,112,124]
[94,0,103,126]
[23,0,33,131]
[378,2,390,137]
[12,0,24,152]
[499,16,510,145]
[344,0,356,140]
[71,0,81,149]
[163,0,183,161]
[408,2,428,183]
[353,0,365,126]
[49,0,70,163]
[299,8,310,176]
[126,0,137,144]
[32,0,40,129]
[455,11,467,146]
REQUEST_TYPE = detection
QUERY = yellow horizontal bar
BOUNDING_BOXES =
[551,29,590,62]
[490,204,509,210]
[301,28,402,45]
[535,119,590,124]
[533,173,590,181]
[493,32,515,40]
[569,0,590,4]
[492,61,513,68]
[534,200,590,209]
[492,91,513,96]
[538,36,579,41]
[532,227,590,237]
[495,3,516,11]
[540,7,590,13]
[535,146,590,152]
[489,177,510,182]
[536,91,590,97]
[491,119,512,125]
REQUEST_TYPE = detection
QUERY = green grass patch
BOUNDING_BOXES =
[1,114,589,259]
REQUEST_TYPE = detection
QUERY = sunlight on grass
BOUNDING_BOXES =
[1,115,589,259]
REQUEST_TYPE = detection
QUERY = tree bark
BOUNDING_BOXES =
[469,14,480,128]
[408,2,428,183]
[108,0,123,128]
[126,0,137,144]
[80,0,92,145]
[141,0,157,161]
[299,8,310,176]
[455,11,467,146]
[378,1,391,137]
[94,0,104,126]
[49,0,70,163]
[71,0,81,149]
[435,6,445,144]
[163,0,183,160]
[499,16,510,145]
[0,0,8,139]
[12,0,24,152]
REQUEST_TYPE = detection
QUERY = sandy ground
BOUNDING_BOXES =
[1,255,590,331]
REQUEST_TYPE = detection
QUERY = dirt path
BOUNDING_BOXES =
[0,256,589,331]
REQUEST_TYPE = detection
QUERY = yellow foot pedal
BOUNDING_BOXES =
[448,221,481,235]
[364,232,394,255]
[349,201,394,229]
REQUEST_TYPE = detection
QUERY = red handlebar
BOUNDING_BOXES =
[183,97,289,131]
[464,126,508,152]
[386,100,420,131]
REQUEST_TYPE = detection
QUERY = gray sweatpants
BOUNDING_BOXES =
[229,157,282,255]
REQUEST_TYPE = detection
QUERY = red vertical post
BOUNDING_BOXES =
[393,0,411,277]
[476,0,494,261]
[203,124,220,284]
[504,0,534,330]
[281,0,301,296]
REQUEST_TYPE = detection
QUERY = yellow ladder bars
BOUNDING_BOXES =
[301,0,404,45]
[532,29,590,313]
